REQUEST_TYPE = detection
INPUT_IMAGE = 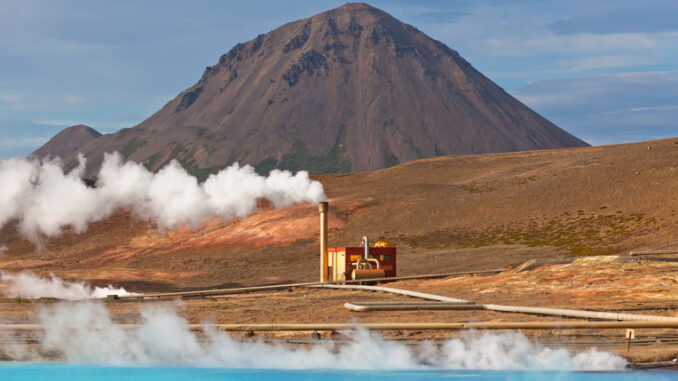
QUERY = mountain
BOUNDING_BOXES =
[31,124,102,161]
[33,3,588,178]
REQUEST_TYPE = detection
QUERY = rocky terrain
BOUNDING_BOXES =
[30,124,101,163]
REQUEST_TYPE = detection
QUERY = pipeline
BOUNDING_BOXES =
[484,304,678,322]
[327,284,678,322]
[309,284,471,303]
[346,302,482,311]
[630,250,678,256]
[346,301,678,322]
[114,269,507,300]
[3,321,678,332]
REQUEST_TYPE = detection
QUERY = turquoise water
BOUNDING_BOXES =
[0,365,675,381]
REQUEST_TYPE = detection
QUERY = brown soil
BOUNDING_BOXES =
[0,254,676,363]
[0,138,677,364]
[2,137,676,291]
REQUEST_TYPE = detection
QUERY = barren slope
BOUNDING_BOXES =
[1,138,676,290]
[30,125,101,161]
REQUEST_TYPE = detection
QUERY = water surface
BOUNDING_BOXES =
[0,364,674,381]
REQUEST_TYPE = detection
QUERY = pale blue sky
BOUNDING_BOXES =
[1,0,677,157]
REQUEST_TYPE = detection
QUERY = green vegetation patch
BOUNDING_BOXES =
[153,142,227,182]
[143,153,162,170]
[457,176,538,193]
[169,142,187,160]
[276,124,352,174]
[434,143,445,157]
[183,164,224,182]
[254,158,278,176]
[120,138,147,159]
[62,159,80,175]
[382,150,399,168]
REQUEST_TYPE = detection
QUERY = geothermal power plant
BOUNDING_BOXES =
[0,1,676,374]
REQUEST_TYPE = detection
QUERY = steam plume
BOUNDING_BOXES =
[0,153,326,243]
[0,272,136,300]
[7,302,627,371]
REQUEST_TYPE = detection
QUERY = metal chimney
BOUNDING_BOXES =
[319,201,329,282]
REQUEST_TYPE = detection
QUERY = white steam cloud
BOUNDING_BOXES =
[8,302,627,371]
[0,153,326,243]
[0,272,136,300]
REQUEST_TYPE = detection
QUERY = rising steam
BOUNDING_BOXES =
[6,302,627,371]
[0,153,326,243]
[0,272,136,300]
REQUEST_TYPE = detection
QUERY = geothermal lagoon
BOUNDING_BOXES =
[0,365,674,381]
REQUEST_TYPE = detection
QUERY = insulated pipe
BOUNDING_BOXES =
[366,258,380,269]
[205,321,678,330]
[355,258,380,270]
[309,284,471,303]
[483,304,678,323]
[355,258,372,270]
[345,302,482,311]
[4,321,678,331]
[319,202,329,282]
[114,269,508,300]
[345,302,678,321]
[630,250,678,256]
[321,284,678,322]
[351,269,386,280]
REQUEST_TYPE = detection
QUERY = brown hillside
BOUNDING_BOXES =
[35,3,586,178]
[30,125,101,161]
[1,138,675,291]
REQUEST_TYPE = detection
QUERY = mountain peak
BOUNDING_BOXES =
[332,2,380,12]
[68,124,101,135]
[320,2,391,26]
[31,124,101,161]
[34,4,587,177]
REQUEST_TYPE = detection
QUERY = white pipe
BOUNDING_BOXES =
[314,284,678,322]
[483,304,678,322]
[308,284,471,303]
[115,269,508,300]
[630,250,678,256]
[5,321,678,331]
[355,258,373,270]
[345,302,482,311]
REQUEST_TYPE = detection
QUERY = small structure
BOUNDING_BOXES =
[319,202,396,282]
[328,238,397,281]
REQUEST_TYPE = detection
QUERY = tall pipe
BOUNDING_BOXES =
[319,202,329,282]
[362,236,369,259]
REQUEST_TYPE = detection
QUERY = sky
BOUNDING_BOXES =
[1,0,677,158]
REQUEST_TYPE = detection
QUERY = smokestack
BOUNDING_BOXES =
[319,201,329,282]
[362,236,369,259]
